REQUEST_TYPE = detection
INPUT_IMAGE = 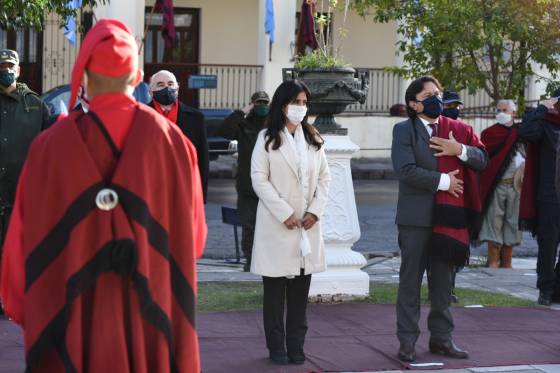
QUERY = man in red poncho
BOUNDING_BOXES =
[0,19,207,372]
[478,99,525,268]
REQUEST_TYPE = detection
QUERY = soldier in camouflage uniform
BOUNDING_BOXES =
[0,49,50,249]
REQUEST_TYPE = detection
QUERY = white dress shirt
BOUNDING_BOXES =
[418,117,468,191]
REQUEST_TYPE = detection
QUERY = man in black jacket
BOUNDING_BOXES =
[0,49,50,248]
[518,88,560,306]
[148,70,209,201]
[216,91,269,271]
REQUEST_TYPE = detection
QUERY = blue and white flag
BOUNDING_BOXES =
[63,0,81,45]
[265,0,275,44]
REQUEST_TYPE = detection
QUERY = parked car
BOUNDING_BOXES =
[200,108,238,160]
[40,84,237,160]
[41,84,73,117]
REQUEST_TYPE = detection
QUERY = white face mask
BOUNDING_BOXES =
[286,104,307,125]
[496,112,512,125]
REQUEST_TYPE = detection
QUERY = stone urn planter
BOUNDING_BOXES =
[282,67,369,135]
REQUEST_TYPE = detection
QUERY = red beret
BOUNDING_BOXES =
[69,19,139,109]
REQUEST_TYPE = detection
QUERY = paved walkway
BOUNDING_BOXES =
[204,178,539,259]
[198,256,559,310]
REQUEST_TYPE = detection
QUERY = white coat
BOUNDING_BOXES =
[250,129,331,277]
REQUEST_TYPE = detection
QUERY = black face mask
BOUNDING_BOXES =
[152,87,178,106]
[0,69,16,87]
[421,95,443,119]
[442,107,460,120]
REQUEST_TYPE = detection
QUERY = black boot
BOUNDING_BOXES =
[288,348,306,365]
[398,342,416,362]
[538,292,552,306]
[269,351,289,365]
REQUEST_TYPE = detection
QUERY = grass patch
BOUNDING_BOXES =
[368,282,534,307]
[197,282,534,313]
[197,282,263,313]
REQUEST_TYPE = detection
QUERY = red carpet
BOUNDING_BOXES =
[1,304,559,372]
[199,304,560,372]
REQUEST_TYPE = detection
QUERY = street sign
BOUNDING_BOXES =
[188,75,218,89]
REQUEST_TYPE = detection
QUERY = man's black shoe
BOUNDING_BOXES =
[429,340,469,359]
[398,343,416,362]
[269,351,289,365]
[451,293,459,303]
[288,350,306,365]
[538,293,552,306]
[243,261,251,272]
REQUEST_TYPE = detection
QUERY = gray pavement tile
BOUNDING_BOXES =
[410,370,470,373]
[469,366,538,372]
[531,365,560,373]
[470,371,543,373]
[340,371,404,373]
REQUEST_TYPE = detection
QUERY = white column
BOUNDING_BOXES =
[395,21,410,103]
[93,0,146,67]
[257,0,297,95]
[528,62,549,102]
[309,135,369,301]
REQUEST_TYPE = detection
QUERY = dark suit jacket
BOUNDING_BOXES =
[518,104,560,204]
[148,101,209,202]
[391,117,487,227]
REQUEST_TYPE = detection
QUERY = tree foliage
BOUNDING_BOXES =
[0,0,108,30]
[352,0,560,104]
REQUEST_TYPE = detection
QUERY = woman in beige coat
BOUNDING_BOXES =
[250,80,330,365]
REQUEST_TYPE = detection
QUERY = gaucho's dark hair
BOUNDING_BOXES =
[264,79,323,151]
[405,76,443,118]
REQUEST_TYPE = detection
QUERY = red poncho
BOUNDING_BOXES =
[2,105,206,372]
[1,18,206,373]
[430,116,486,266]
[479,123,519,211]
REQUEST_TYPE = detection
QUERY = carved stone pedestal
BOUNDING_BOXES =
[309,134,369,302]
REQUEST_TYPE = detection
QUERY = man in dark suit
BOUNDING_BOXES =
[149,70,209,201]
[391,76,487,362]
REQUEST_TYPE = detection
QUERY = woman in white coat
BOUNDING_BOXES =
[250,80,331,365]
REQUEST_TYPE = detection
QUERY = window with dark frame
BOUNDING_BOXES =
[144,8,199,64]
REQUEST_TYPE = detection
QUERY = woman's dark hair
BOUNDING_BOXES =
[405,76,443,118]
[264,80,323,151]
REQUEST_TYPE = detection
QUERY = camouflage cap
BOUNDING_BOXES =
[442,90,463,105]
[251,91,270,103]
[0,49,18,65]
